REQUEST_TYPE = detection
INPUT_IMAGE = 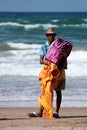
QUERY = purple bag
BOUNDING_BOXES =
[45,38,72,65]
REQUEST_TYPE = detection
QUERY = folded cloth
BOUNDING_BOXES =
[38,62,61,119]
[45,38,72,67]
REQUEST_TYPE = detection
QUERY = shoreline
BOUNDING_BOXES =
[0,107,87,130]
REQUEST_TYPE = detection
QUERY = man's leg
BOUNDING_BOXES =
[29,106,43,117]
[53,90,62,118]
[55,90,62,113]
[37,106,43,117]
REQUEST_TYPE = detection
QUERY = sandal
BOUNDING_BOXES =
[53,112,60,118]
[28,112,38,117]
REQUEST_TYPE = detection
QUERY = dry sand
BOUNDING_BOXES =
[0,107,87,130]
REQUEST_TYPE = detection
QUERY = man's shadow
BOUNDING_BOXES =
[61,115,87,118]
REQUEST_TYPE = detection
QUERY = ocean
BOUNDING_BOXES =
[0,12,87,108]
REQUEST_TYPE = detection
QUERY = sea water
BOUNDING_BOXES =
[0,12,87,107]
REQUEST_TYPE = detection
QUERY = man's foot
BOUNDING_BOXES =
[28,112,42,117]
[53,112,60,118]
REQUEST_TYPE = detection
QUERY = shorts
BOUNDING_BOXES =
[54,69,66,92]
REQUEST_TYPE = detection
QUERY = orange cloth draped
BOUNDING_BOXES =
[38,62,60,119]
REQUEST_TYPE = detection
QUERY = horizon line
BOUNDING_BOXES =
[0,11,87,13]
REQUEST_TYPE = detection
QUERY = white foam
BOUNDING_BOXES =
[1,21,87,30]
[0,63,41,76]
[0,46,87,77]
[82,18,87,22]
[0,22,22,27]
[63,95,87,100]
[66,50,87,77]
[62,24,87,28]
[0,22,57,30]
[51,19,60,23]
[7,42,41,49]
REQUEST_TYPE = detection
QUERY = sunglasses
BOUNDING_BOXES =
[46,34,56,37]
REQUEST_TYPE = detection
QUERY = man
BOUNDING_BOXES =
[29,28,72,118]
[38,28,61,118]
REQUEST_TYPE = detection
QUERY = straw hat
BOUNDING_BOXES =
[45,28,56,35]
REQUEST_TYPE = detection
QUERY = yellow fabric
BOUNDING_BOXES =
[54,69,66,91]
[38,62,61,119]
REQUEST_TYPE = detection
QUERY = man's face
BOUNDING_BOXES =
[46,34,55,44]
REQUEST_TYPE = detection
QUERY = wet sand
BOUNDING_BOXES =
[0,107,87,130]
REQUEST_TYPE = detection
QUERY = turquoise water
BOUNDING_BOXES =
[0,12,87,107]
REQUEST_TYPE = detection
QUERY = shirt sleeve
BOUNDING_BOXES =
[39,44,48,56]
[39,45,44,56]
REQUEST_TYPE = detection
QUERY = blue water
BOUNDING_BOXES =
[0,12,87,107]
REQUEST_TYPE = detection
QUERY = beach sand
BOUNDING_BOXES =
[0,107,87,130]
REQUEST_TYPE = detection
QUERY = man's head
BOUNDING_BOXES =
[45,28,56,44]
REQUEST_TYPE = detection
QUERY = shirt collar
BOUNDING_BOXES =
[46,41,50,46]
